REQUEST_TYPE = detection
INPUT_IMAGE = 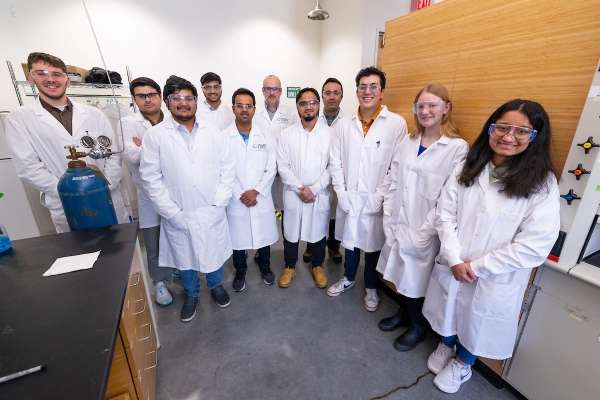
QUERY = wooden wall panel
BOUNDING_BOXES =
[381,0,600,172]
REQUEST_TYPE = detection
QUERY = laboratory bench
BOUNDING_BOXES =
[0,223,157,400]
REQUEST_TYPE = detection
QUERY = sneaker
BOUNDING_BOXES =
[253,251,260,263]
[428,342,456,374]
[278,267,295,288]
[302,248,312,263]
[154,281,173,306]
[364,288,380,312]
[433,358,472,394]
[311,266,328,289]
[328,248,343,264]
[260,267,275,286]
[172,269,181,280]
[327,277,355,297]
[180,295,198,322]
[210,285,231,308]
[232,271,246,292]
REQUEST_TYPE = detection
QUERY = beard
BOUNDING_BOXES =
[38,85,68,100]
[302,114,316,122]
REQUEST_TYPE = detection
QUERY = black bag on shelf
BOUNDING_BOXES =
[84,67,122,84]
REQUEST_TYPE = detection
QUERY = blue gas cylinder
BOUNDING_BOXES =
[58,162,117,231]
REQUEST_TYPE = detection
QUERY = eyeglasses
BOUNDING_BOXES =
[202,84,221,91]
[168,94,197,103]
[234,103,255,110]
[412,101,445,114]
[357,84,381,93]
[488,123,538,142]
[262,87,282,93]
[323,90,342,97]
[298,100,320,107]
[31,70,68,79]
[133,92,160,100]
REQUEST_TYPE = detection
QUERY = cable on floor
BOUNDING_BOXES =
[368,370,432,400]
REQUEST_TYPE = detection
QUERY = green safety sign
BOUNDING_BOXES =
[287,87,300,98]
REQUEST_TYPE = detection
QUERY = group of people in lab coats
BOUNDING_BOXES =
[5,52,560,394]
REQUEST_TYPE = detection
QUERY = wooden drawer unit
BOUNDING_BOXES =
[106,265,157,399]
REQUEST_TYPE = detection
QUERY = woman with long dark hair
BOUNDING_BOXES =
[422,99,560,393]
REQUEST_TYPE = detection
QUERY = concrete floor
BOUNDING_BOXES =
[152,240,520,400]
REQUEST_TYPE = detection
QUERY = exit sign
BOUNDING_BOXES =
[412,0,432,10]
[287,87,300,98]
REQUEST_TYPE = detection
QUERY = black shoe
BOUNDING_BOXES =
[302,249,312,263]
[329,248,343,264]
[232,271,246,292]
[253,251,260,263]
[210,285,231,308]
[393,325,426,352]
[180,295,198,322]
[378,308,409,332]
[260,267,275,286]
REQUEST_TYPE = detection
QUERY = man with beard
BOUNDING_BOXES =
[5,52,129,232]
[140,76,235,322]
[224,88,278,292]
[196,72,234,130]
[276,88,332,289]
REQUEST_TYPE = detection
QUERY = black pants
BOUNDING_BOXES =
[403,295,427,328]
[285,237,326,267]
[233,246,270,273]
[307,219,340,252]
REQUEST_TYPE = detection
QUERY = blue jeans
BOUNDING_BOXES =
[344,248,380,289]
[180,267,224,297]
[441,335,477,365]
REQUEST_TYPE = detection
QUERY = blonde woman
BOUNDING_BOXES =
[376,83,468,351]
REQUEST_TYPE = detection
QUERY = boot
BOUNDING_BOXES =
[392,297,427,352]
[378,307,409,332]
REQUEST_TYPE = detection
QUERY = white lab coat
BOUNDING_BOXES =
[320,111,344,215]
[330,106,407,252]
[225,122,278,250]
[256,103,299,210]
[377,135,468,298]
[5,97,129,233]
[277,119,332,243]
[196,100,234,131]
[422,163,560,359]
[120,112,163,229]
[140,116,235,272]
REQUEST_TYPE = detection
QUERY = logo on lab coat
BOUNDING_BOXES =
[252,143,267,151]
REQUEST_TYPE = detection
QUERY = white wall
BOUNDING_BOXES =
[0,0,323,111]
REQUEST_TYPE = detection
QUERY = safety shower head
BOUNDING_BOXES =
[308,0,329,20]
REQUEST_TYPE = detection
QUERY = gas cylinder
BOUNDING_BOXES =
[58,147,117,231]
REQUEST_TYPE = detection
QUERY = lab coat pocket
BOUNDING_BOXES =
[417,172,445,201]
[337,191,352,214]
[472,274,521,320]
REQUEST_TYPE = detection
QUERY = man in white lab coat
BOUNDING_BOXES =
[277,88,332,289]
[121,76,173,306]
[196,72,234,130]
[255,75,299,213]
[140,76,235,323]
[304,77,345,265]
[5,52,129,233]
[225,88,278,292]
[327,67,408,312]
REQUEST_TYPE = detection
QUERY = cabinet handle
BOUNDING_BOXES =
[132,297,146,315]
[128,272,140,287]
[137,322,152,342]
[145,349,157,370]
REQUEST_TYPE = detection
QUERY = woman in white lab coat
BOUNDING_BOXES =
[423,99,560,394]
[376,83,468,352]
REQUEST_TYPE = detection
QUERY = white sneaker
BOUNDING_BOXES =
[428,342,456,374]
[154,281,173,306]
[364,288,380,312]
[433,358,472,394]
[327,277,355,297]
